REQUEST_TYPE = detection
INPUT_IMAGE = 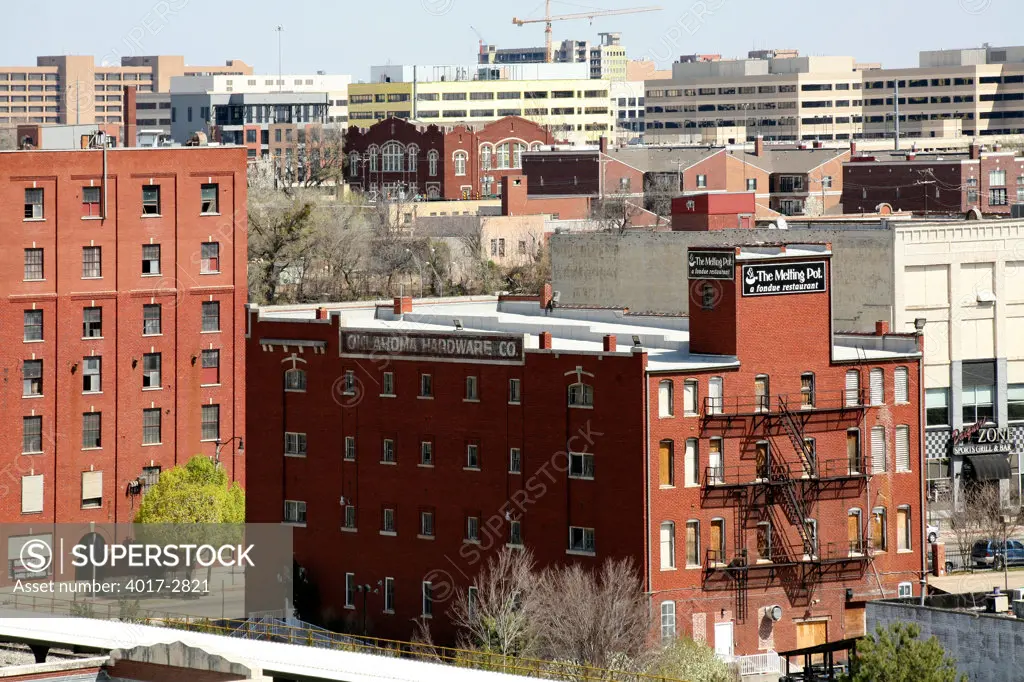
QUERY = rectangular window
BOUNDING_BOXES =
[989,170,1007,186]
[962,362,995,424]
[509,378,521,404]
[83,307,102,338]
[285,432,307,457]
[82,412,101,449]
[284,500,306,524]
[569,452,595,479]
[384,577,395,612]
[746,178,757,191]
[22,359,42,397]
[24,248,43,280]
[1009,384,1024,422]
[848,429,861,474]
[382,372,395,396]
[683,380,698,415]
[661,601,676,641]
[659,380,674,418]
[382,439,396,463]
[345,573,355,608]
[801,373,816,408]
[142,353,161,388]
[659,440,675,487]
[201,242,220,273]
[201,350,220,385]
[509,447,522,474]
[82,186,101,217]
[24,188,43,220]
[685,520,699,566]
[897,506,911,551]
[894,426,910,472]
[82,357,101,393]
[344,436,356,461]
[143,408,161,445]
[420,441,433,466]
[871,508,887,551]
[894,367,909,404]
[848,509,863,553]
[22,416,42,454]
[660,522,675,569]
[569,526,596,554]
[22,475,43,514]
[465,376,479,400]
[466,516,480,542]
[871,426,886,474]
[344,505,357,529]
[509,520,523,546]
[142,185,161,215]
[81,471,102,508]
[420,373,432,397]
[710,519,726,563]
[845,370,860,406]
[82,246,101,278]
[420,510,435,537]
[142,244,160,275]
[201,183,219,214]
[466,444,479,469]
[707,377,722,414]
[696,174,707,189]
[382,507,396,533]
[926,388,949,426]
[869,368,884,405]
[708,438,723,485]
[422,581,433,616]
[143,304,161,335]
[23,310,42,342]
[201,404,220,441]
[201,301,220,332]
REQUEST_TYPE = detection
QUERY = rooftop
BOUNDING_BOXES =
[731,146,849,174]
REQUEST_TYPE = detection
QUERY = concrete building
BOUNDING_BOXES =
[645,44,1024,144]
[611,80,646,142]
[348,65,613,145]
[549,213,1024,509]
[245,246,924,656]
[0,145,247,524]
[0,55,250,129]
[479,33,629,81]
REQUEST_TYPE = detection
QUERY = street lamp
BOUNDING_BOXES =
[356,583,377,634]
[215,436,244,470]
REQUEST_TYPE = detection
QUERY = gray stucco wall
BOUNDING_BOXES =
[867,601,1024,681]
[551,228,895,331]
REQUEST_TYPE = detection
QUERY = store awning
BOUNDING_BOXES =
[964,454,1011,481]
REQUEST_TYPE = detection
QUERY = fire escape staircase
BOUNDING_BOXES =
[777,397,816,477]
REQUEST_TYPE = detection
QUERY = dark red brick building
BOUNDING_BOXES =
[841,142,1024,215]
[0,146,247,527]
[245,244,924,658]
[344,116,557,200]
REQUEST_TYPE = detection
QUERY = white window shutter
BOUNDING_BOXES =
[870,369,884,405]
[894,367,909,404]
[871,426,886,474]
[659,382,671,417]
[22,475,43,514]
[82,471,103,501]
[845,371,860,406]
[895,426,910,472]
[684,381,696,414]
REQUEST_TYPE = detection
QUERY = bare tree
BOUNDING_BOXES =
[643,173,681,218]
[529,558,651,669]
[248,186,321,304]
[973,484,1024,588]
[450,547,538,658]
[590,195,651,235]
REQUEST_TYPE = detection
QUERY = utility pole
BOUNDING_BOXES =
[275,26,284,93]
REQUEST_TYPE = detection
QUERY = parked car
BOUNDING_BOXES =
[927,524,939,544]
[971,539,1024,570]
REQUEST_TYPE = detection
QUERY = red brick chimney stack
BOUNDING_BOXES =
[540,283,553,310]
[875,320,890,336]
[602,335,617,352]
[393,297,413,315]
[316,307,329,320]
[970,142,981,160]
[754,135,764,156]
[122,85,138,148]
[539,332,553,349]
[599,136,608,154]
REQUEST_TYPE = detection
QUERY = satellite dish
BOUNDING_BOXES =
[776,216,788,230]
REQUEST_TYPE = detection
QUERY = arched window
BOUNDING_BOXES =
[368,145,379,172]
[512,142,526,169]
[567,382,593,408]
[348,152,360,177]
[453,151,468,176]
[480,144,493,170]
[382,142,404,172]
[427,150,438,176]
[496,142,510,169]
[659,521,675,569]
[426,184,440,199]
[658,380,674,417]
[530,142,542,151]
[285,368,307,393]
[407,144,419,172]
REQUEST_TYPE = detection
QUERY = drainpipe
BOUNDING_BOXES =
[917,328,927,605]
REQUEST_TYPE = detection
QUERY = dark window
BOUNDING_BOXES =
[22,416,42,453]
[201,404,220,441]
[83,307,102,338]
[201,184,219,214]
[962,362,995,424]
[142,186,161,215]
[142,244,160,275]
[24,248,43,280]
[82,412,101,449]
[22,359,42,396]
[82,357,101,393]
[24,188,43,220]
[202,301,220,332]
[142,353,161,389]
[23,310,42,342]
[143,304,161,335]
[143,409,161,445]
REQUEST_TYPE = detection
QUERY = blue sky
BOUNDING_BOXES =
[11,0,1021,80]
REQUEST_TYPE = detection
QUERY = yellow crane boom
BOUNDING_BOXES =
[512,3,663,62]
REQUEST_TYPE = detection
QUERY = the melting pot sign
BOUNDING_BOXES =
[340,330,525,363]
[687,251,735,280]
[742,261,828,297]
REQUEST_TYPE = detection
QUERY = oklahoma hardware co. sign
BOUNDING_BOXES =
[339,330,525,364]
[742,260,828,297]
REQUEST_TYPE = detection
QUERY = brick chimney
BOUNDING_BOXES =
[813,140,823,149]
[602,335,617,352]
[500,175,529,217]
[540,283,553,310]
[970,142,982,160]
[539,331,553,349]
[316,307,329,320]
[850,141,858,156]
[754,135,764,156]
[875,320,890,336]
[599,136,608,154]
[122,85,138,148]
[393,296,413,315]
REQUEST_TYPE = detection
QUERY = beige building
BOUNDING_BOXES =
[645,45,1024,144]
[0,55,250,128]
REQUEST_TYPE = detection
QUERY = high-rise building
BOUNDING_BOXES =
[480,33,629,81]
[0,144,248,524]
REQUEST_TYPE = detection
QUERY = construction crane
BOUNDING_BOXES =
[470,25,486,59]
[512,2,662,63]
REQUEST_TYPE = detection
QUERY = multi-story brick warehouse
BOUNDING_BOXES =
[245,243,924,656]
[0,146,247,526]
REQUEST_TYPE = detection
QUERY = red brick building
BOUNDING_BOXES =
[245,244,924,657]
[0,146,247,526]
[841,142,1024,215]
[344,116,557,200]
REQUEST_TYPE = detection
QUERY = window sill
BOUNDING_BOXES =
[569,405,594,410]
[81,277,104,281]
[344,605,355,611]
[140,214,163,219]
[283,522,307,528]
[284,389,306,394]
[507,543,525,550]
[200,438,221,443]
[83,391,103,396]
[201,212,222,217]
[379,530,397,537]
[285,453,307,459]
[23,340,44,344]
[83,336,104,341]
[417,534,435,541]
[383,609,394,615]
[463,398,480,403]
[200,330,221,334]
[141,442,163,447]
[464,539,481,545]
[418,463,434,469]
[201,383,223,388]
[661,566,677,572]
[509,401,521,406]
[21,511,43,515]
[566,549,596,557]
[142,387,163,392]
[23,279,46,283]
[23,218,46,223]
[142,333,163,338]
[343,457,356,463]
[569,476,595,481]
[81,447,102,452]
[22,395,44,400]
[81,504,102,510]
[898,549,914,554]
[420,614,433,620]
[755,559,773,565]
[81,216,104,221]
[658,415,676,420]
[683,412,699,418]
[22,451,43,456]
[463,466,481,472]
[200,271,222,276]
[418,395,434,400]
[509,470,521,475]
[341,527,357,533]
[380,460,397,466]
[660,485,675,490]
[380,394,397,399]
